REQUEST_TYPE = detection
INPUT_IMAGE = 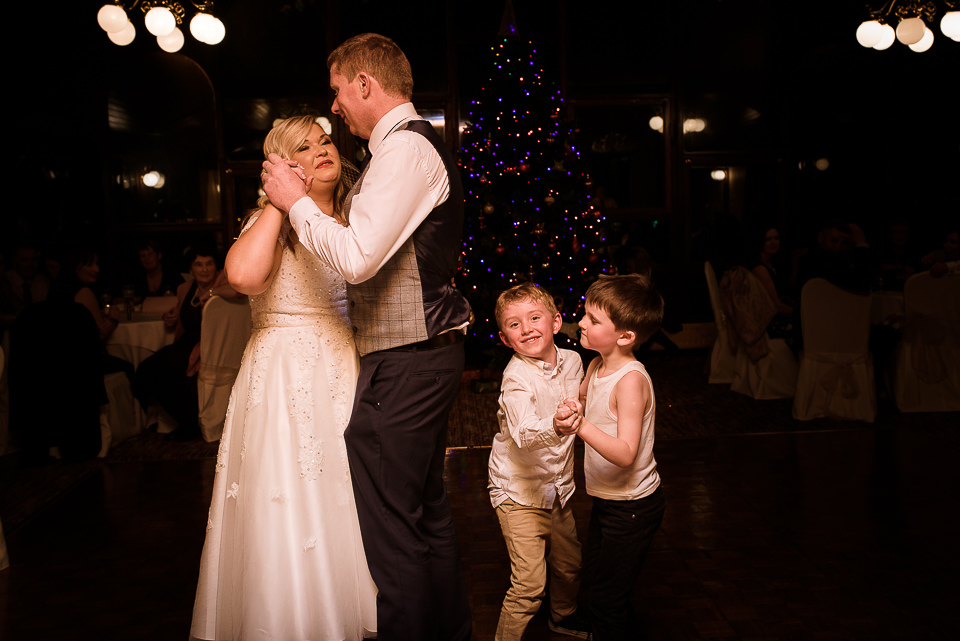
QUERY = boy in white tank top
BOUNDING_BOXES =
[554,274,666,641]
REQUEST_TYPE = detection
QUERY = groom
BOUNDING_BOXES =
[262,33,473,641]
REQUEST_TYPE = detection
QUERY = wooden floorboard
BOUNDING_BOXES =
[2,350,958,640]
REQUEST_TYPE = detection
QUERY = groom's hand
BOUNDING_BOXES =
[262,153,312,213]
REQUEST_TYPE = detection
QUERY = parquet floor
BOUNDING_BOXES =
[1,352,959,640]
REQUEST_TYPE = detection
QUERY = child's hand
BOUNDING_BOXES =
[553,399,582,436]
[561,397,582,415]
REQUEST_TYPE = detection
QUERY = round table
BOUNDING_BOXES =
[105,314,176,369]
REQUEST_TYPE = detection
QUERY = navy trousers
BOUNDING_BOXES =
[345,341,472,641]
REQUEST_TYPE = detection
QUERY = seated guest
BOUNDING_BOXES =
[795,219,875,296]
[48,247,121,342]
[792,219,875,351]
[875,219,921,291]
[131,238,182,300]
[132,243,242,441]
[921,226,959,271]
[931,260,960,278]
[750,225,794,339]
[0,241,51,321]
[8,245,118,463]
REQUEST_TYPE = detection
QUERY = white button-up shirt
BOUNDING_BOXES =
[289,103,449,285]
[488,346,584,509]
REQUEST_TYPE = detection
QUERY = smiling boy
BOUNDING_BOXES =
[487,282,592,640]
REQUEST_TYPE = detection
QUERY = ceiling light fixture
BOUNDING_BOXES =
[97,1,225,52]
[856,0,960,52]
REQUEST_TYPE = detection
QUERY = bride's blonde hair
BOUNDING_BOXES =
[250,115,356,227]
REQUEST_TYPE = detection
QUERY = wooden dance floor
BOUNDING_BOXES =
[1,350,958,640]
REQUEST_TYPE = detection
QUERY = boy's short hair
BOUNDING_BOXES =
[584,274,664,344]
[494,282,558,331]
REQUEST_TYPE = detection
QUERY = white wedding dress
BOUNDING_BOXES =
[191,222,377,640]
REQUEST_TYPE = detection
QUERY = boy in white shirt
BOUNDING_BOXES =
[555,274,666,641]
[488,283,592,640]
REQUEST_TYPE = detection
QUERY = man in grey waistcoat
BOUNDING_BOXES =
[262,33,472,641]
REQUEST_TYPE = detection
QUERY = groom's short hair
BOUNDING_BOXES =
[327,33,414,100]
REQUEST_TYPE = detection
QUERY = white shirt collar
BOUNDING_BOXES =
[368,103,419,155]
[515,344,565,377]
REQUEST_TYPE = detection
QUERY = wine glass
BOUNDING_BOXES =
[121,284,135,320]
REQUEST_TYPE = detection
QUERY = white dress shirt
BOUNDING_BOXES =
[289,103,449,285]
[488,346,584,509]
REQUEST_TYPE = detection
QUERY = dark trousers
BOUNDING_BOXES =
[346,342,472,641]
[132,338,199,433]
[584,486,665,641]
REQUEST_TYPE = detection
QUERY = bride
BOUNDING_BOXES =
[190,115,377,640]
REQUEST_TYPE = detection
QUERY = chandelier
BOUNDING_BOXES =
[97,1,225,52]
[856,1,960,51]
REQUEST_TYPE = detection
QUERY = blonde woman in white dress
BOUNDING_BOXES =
[190,115,376,640]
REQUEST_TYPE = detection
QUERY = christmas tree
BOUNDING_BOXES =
[457,10,609,367]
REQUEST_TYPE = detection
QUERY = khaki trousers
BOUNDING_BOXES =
[495,497,582,641]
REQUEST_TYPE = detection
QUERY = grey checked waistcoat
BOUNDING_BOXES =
[343,119,471,356]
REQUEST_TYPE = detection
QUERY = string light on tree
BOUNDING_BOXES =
[457,11,609,358]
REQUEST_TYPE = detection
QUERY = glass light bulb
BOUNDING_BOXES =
[908,27,934,52]
[108,20,136,46]
[711,169,726,181]
[873,24,896,49]
[648,116,664,133]
[143,171,160,187]
[206,17,225,44]
[942,11,960,40]
[856,20,883,47]
[190,13,214,43]
[145,7,176,37]
[158,27,184,53]
[97,4,128,33]
[896,17,925,45]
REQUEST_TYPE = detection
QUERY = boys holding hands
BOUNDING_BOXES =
[488,283,592,640]
[555,274,667,641]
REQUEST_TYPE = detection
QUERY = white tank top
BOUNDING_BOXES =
[584,360,660,500]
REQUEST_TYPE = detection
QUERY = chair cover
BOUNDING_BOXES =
[721,267,798,399]
[100,371,143,456]
[705,261,736,383]
[792,278,876,422]
[894,272,960,412]
[197,296,251,442]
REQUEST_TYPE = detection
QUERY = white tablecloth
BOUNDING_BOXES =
[105,314,175,369]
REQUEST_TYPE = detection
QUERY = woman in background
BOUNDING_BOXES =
[131,244,239,441]
[750,225,794,339]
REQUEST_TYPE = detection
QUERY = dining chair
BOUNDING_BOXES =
[100,371,142,456]
[705,261,736,384]
[894,272,960,412]
[792,278,876,422]
[197,296,251,441]
[720,267,798,400]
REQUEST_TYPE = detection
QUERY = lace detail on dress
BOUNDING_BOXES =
[236,239,354,481]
